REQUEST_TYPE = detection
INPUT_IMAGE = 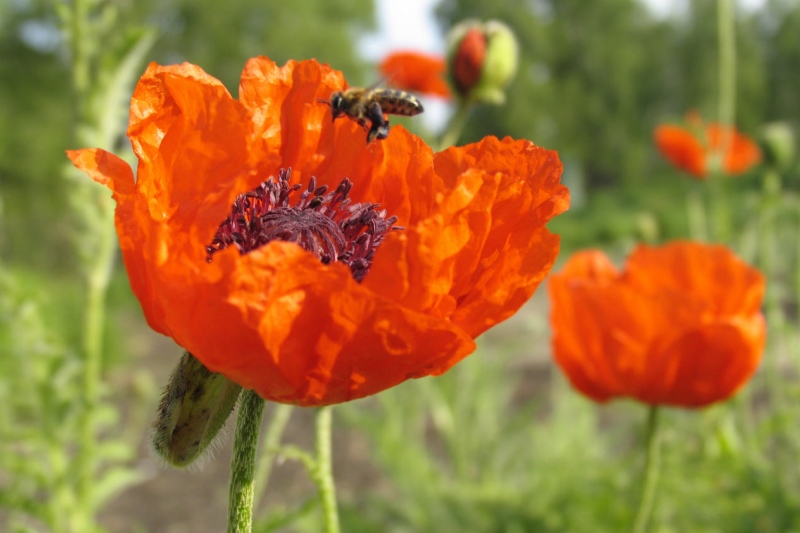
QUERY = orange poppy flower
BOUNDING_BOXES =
[379,50,451,98]
[654,114,761,177]
[67,57,568,406]
[549,241,765,408]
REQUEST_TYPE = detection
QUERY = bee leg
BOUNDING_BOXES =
[366,122,379,144]
[366,101,385,128]
[375,119,390,140]
[367,118,390,144]
[365,102,390,143]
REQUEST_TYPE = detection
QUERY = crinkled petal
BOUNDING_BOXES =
[69,58,568,406]
[187,242,475,405]
[432,137,569,336]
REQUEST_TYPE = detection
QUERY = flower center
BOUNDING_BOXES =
[206,168,402,282]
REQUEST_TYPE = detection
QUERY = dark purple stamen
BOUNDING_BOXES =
[206,168,403,282]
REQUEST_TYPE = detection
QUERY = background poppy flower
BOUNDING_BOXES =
[68,57,569,407]
[379,50,451,98]
[654,115,761,177]
[549,241,765,408]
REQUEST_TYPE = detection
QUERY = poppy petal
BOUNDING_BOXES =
[380,51,451,98]
[549,242,765,408]
[654,115,761,177]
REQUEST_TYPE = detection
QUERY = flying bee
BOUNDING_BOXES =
[318,87,424,144]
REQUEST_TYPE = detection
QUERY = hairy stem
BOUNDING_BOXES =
[314,406,340,533]
[227,390,266,533]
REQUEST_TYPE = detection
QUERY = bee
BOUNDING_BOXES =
[319,87,424,144]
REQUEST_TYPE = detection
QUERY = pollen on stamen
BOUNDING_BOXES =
[206,168,403,282]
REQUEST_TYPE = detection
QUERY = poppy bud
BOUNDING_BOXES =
[759,121,795,171]
[449,27,485,96]
[152,351,242,467]
[446,20,518,104]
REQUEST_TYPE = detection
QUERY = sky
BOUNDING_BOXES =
[361,0,768,59]
[359,0,443,60]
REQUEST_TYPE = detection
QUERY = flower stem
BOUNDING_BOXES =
[631,406,662,533]
[707,0,736,243]
[686,187,708,242]
[313,406,340,533]
[717,0,736,133]
[253,403,294,508]
[707,167,731,243]
[66,0,117,525]
[76,258,113,511]
[760,170,785,401]
[437,99,472,150]
[227,390,266,533]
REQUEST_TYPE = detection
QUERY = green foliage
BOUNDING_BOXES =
[335,345,632,532]
[0,267,144,533]
[147,0,375,89]
[436,0,799,187]
[760,0,800,125]
[329,334,800,532]
[4,0,800,531]
[0,5,74,269]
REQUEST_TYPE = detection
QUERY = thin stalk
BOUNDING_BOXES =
[707,169,731,244]
[794,204,800,372]
[686,187,708,242]
[66,0,114,525]
[253,403,294,509]
[437,99,472,150]
[717,0,736,134]
[314,406,340,533]
[631,406,663,533]
[75,262,114,528]
[707,0,736,244]
[759,170,785,401]
[227,390,266,533]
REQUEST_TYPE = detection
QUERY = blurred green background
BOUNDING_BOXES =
[2,0,800,532]
[4,0,800,273]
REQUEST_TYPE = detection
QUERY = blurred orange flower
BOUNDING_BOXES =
[68,57,569,406]
[379,50,451,98]
[654,114,761,177]
[549,241,765,408]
